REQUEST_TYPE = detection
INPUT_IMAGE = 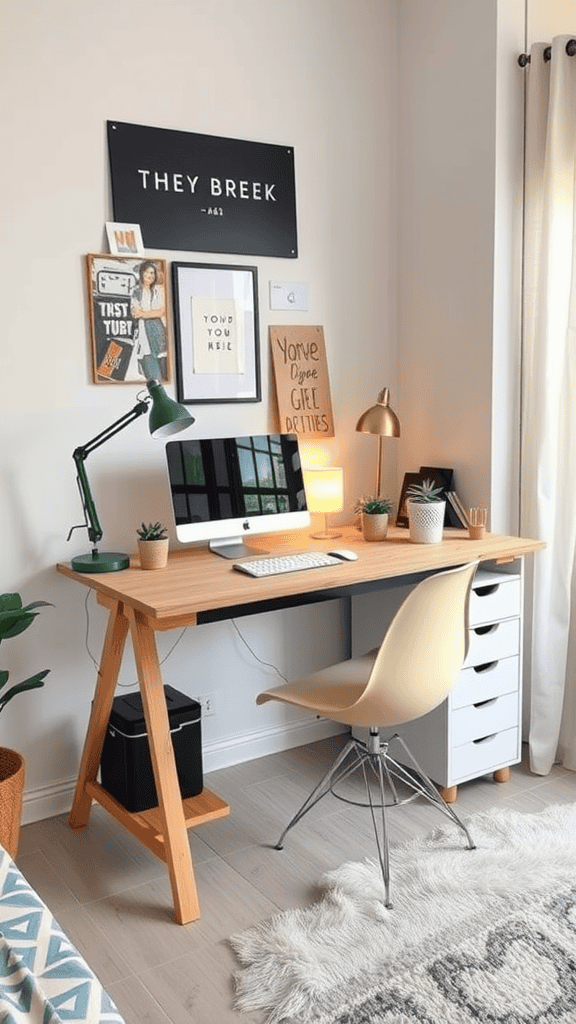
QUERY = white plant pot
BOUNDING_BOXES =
[361,512,389,542]
[407,500,446,544]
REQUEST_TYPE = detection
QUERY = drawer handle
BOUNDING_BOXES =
[473,697,498,709]
[473,661,498,674]
[473,734,497,745]
[473,624,499,636]
[475,584,500,597]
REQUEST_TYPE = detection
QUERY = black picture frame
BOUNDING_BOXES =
[396,467,456,528]
[420,466,467,527]
[172,261,261,404]
[396,473,424,527]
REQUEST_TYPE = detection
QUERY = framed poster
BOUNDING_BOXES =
[172,262,260,404]
[86,254,170,384]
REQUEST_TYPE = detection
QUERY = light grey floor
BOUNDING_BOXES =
[16,736,576,1024]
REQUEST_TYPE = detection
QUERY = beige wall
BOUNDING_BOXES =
[2,0,546,822]
[396,0,497,516]
[1,0,397,819]
[396,0,526,533]
[528,0,576,41]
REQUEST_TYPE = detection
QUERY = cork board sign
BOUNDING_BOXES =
[269,326,335,438]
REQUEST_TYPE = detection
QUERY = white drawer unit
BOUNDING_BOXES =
[469,569,522,626]
[452,655,519,709]
[451,690,518,747]
[451,728,519,783]
[465,618,520,666]
[351,559,524,800]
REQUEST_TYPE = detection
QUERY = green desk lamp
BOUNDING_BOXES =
[67,380,194,573]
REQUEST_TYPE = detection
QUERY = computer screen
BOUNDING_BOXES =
[165,433,310,558]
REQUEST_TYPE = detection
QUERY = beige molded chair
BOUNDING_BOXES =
[257,560,479,907]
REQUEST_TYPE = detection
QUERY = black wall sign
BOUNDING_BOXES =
[107,121,298,259]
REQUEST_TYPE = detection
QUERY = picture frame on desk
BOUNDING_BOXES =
[396,467,463,528]
[419,467,468,528]
[396,472,424,527]
[172,262,261,405]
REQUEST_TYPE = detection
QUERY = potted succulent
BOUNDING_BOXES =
[0,592,52,857]
[353,495,393,542]
[406,478,446,544]
[137,522,170,570]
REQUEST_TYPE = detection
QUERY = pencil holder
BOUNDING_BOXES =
[468,507,487,540]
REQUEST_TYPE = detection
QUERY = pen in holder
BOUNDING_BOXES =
[469,507,487,540]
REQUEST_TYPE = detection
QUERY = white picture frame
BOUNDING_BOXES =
[105,222,145,256]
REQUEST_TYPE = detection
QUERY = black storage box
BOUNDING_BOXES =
[100,685,203,812]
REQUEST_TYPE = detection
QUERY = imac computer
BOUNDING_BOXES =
[164,433,310,558]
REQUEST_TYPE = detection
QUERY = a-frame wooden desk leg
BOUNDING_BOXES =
[70,600,129,828]
[128,608,200,925]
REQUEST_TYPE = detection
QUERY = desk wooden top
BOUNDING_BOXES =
[57,526,545,625]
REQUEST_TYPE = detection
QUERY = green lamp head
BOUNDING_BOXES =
[146,380,195,438]
[68,381,194,573]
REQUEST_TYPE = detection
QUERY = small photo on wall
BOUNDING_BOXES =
[86,254,170,384]
[105,222,144,256]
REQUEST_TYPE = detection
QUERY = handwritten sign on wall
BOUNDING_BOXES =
[191,297,245,374]
[269,326,335,438]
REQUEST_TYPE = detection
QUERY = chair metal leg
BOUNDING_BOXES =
[362,736,392,908]
[273,729,475,907]
[389,734,476,850]
[274,738,359,849]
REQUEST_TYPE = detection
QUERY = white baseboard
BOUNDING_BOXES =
[201,717,347,774]
[22,717,348,825]
[22,777,79,826]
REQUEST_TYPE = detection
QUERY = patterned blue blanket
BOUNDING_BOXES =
[0,846,125,1023]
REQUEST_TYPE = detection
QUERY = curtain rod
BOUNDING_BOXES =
[518,38,576,67]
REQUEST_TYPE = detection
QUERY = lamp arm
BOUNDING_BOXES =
[72,453,103,546]
[69,399,149,548]
[76,399,149,458]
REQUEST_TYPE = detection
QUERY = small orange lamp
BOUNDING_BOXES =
[303,467,344,539]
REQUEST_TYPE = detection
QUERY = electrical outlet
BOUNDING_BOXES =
[196,692,216,717]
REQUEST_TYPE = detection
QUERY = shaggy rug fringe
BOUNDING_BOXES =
[230,803,576,1024]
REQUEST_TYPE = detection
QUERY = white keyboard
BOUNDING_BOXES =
[232,551,343,578]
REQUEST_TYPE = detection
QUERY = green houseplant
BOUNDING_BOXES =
[0,592,52,857]
[406,478,446,544]
[137,522,170,570]
[353,495,393,542]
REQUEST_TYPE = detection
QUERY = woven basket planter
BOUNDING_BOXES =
[138,538,169,570]
[361,512,389,542]
[407,499,446,544]
[0,748,25,857]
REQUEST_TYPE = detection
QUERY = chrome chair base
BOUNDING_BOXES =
[274,729,475,909]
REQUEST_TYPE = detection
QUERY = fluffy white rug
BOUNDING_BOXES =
[230,803,576,1024]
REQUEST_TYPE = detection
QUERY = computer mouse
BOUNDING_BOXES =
[328,549,359,561]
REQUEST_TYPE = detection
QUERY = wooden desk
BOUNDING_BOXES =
[57,526,543,923]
